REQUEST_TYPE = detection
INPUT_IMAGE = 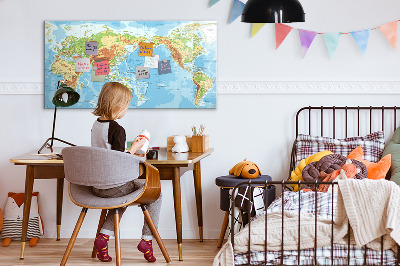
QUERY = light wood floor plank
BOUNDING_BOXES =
[0,239,222,265]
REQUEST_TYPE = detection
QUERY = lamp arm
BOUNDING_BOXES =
[50,105,57,148]
[37,105,76,154]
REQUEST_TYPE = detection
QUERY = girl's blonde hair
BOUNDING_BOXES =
[93,82,132,120]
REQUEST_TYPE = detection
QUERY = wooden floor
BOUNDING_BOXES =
[0,239,221,265]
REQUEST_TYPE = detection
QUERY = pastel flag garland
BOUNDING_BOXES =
[251,23,266,38]
[209,0,220,7]
[275,23,293,49]
[298,29,317,58]
[323,33,341,58]
[351,29,370,55]
[229,0,245,24]
[378,21,398,50]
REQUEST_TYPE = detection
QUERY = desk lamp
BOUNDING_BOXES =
[38,81,80,154]
[241,0,305,23]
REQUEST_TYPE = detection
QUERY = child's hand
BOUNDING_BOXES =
[134,148,149,157]
[128,137,147,154]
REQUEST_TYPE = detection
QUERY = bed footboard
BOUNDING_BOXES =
[230,180,400,266]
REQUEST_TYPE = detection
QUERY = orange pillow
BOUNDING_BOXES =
[347,146,391,180]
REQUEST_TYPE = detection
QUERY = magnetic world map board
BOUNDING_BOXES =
[44,21,217,109]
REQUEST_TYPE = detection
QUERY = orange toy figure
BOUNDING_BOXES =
[1,192,44,247]
[229,159,261,179]
[318,161,359,193]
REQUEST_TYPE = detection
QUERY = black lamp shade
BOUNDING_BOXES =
[241,0,305,23]
[52,84,80,107]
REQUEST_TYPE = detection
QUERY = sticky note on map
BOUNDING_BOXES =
[85,41,98,55]
[91,68,105,82]
[138,42,154,56]
[158,60,172,75]
[144,55,159,68]
[94,60,109,76]
[136,66,150,79]
[75,58,90,72]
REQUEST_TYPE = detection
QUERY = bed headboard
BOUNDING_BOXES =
[290,106,400,178]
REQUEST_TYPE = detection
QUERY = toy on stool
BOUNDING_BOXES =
[229,159,261,179]
[1,192,44,247]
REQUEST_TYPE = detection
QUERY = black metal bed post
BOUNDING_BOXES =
[281,181,285,266]
[247,181,252,265]
[320,106,324,136]
[381,236,384,265]
[370,106,373,134]
[298,180,301,266]
[347,220,350,265]
[345,106,348,138]
[264,180,268,266]
[357,106,360,136]
[314,180,318,266]
[308,106,311,135]
[331,183,334,265]
[332,106,336,138]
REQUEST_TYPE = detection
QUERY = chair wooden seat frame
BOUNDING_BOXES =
[60,162,171,265]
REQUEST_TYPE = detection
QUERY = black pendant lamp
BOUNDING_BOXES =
[241,0,305,23]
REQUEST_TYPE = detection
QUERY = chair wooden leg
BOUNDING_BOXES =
[141,205,171,263]
[92,209,108,258]
[217,211,230,248]
[114,210,121,266]
[60,208,88,266]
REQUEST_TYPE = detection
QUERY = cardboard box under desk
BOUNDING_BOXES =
[167,135,209,152]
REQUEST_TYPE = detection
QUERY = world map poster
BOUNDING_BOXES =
[44,21,217,109]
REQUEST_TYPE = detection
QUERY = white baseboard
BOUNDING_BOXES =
[1,81,400,95]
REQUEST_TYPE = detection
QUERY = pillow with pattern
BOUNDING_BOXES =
[294,131,385,167]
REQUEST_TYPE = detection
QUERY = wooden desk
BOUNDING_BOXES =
[10,147,213,261]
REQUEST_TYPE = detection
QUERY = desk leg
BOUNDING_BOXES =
[56,178,64,241]
[172,167,183,261]
[20,165,35,259]
[193,161,203,242]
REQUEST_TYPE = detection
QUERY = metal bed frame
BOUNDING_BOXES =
[230,106,400,266]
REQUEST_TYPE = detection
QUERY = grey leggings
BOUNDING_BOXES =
[92,179,162,240]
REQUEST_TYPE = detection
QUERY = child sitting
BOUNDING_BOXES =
[91,82,161,263]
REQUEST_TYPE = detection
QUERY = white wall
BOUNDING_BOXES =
[1,0,400,239]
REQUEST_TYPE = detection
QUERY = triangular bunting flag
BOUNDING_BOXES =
[378,21,398,50]
[298,29,317,58]
[251,23,266,38]
[209,0,220,7]
[351,29,370,55]
[275,23,293,49]
[323,33,341,58]
[229,0,245,24]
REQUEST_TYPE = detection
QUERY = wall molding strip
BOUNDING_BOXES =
[1,81,400,95]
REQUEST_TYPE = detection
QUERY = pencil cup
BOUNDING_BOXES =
[191,135,209,153]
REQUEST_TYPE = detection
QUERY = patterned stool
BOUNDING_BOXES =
[215,175,275,248]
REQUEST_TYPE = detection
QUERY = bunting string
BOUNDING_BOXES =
[209,0,400,58]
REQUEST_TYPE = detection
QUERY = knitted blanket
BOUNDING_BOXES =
[213,211,340,266]
[213,179,400,266]
[335,178,400,251]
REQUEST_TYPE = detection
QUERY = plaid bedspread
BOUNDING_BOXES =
[234,191,398,265]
